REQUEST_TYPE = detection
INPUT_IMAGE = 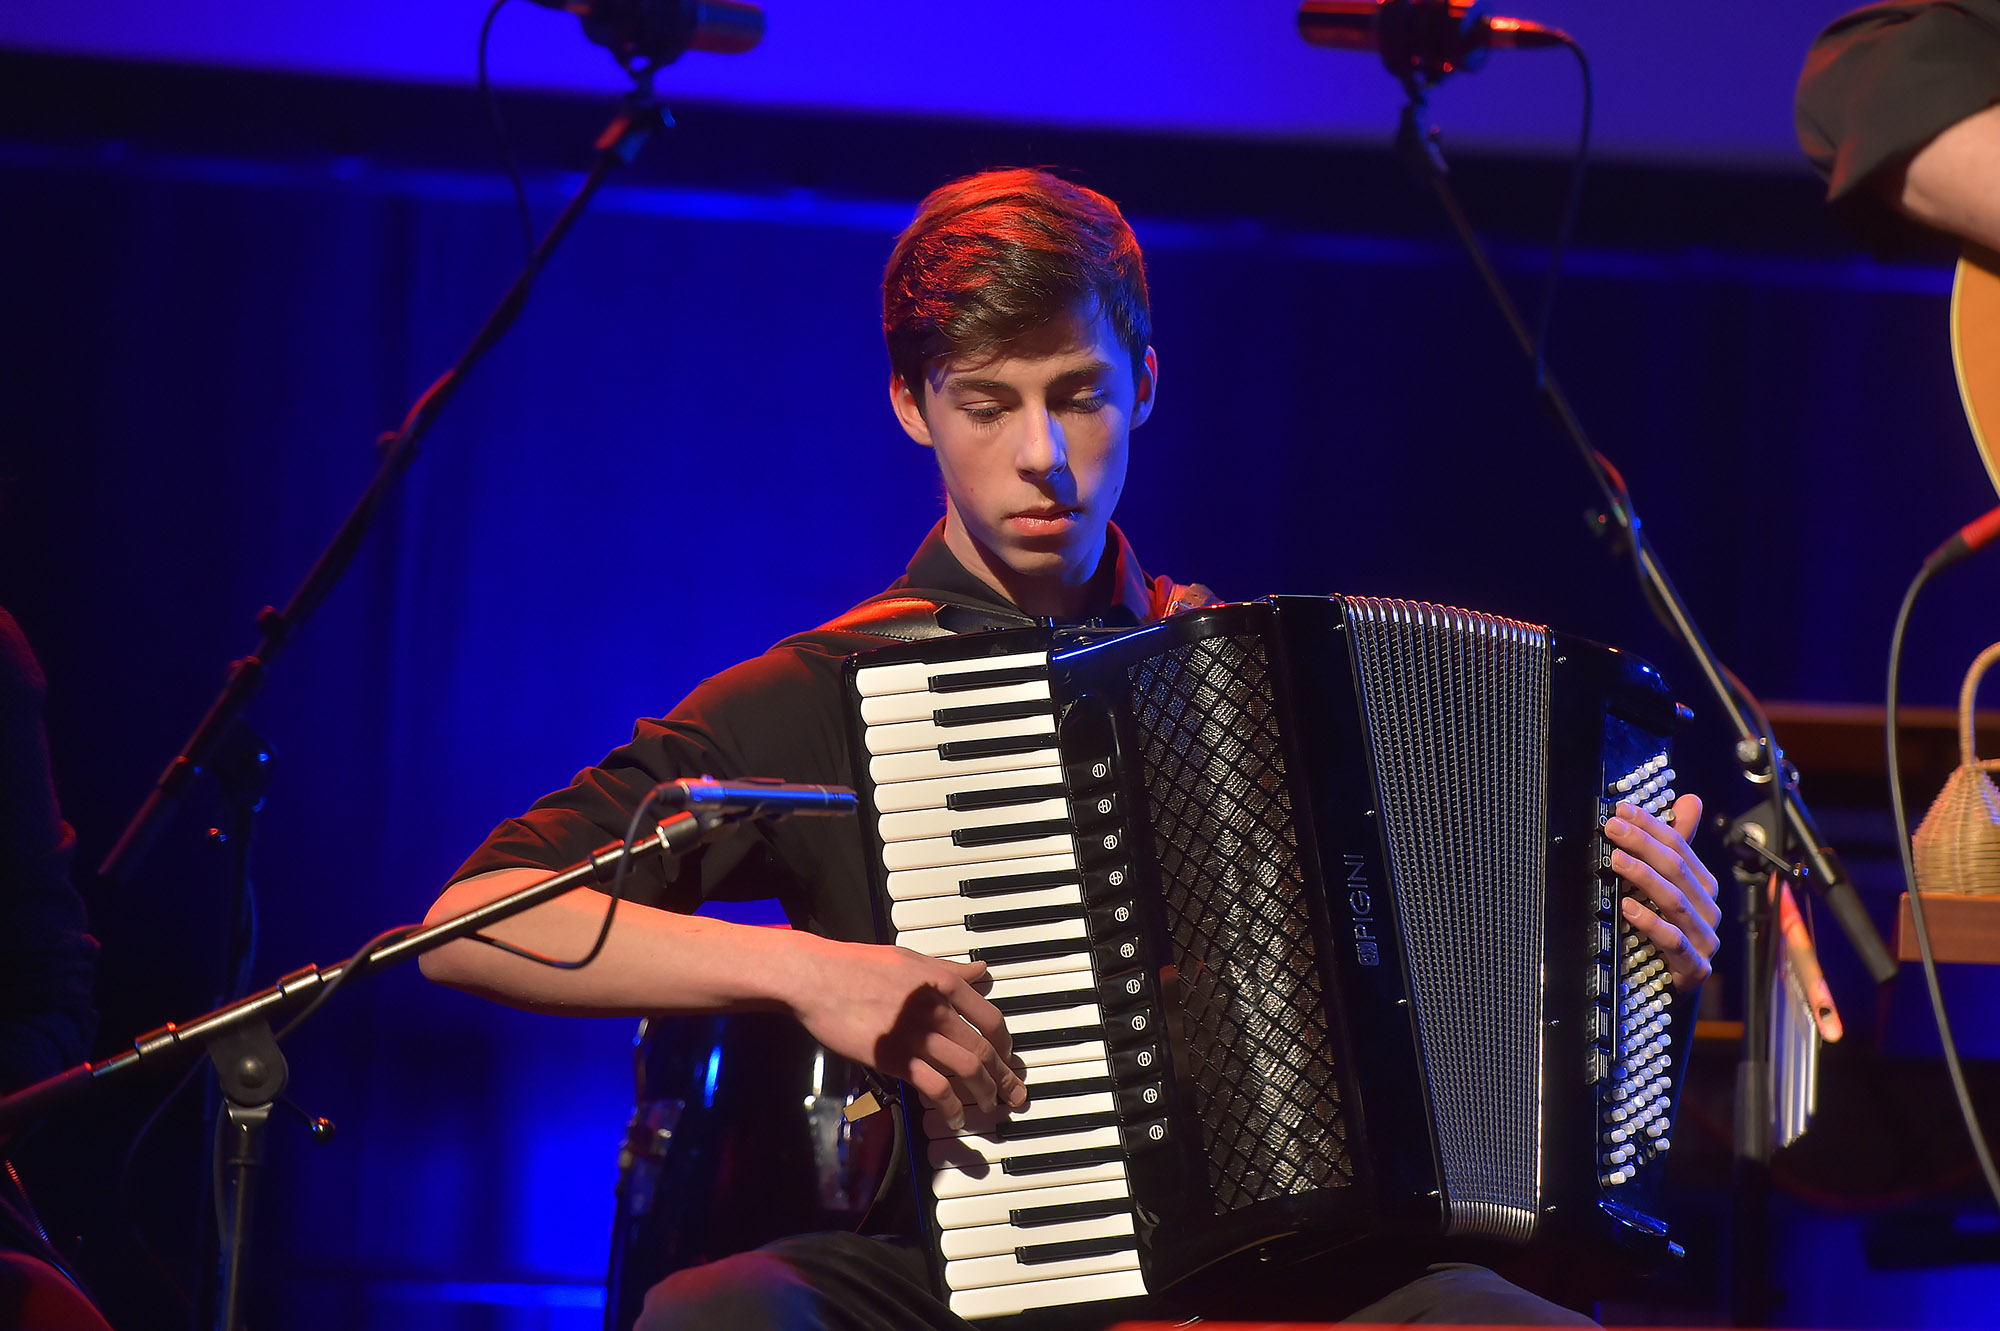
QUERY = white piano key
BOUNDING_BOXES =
[924,1091,1116,1140]
[946,1247,1143,1295]
[930,1157,1126,1200]
[855,651,1049,698]
[878,798,1072,845]
[865,713,1055,758]
[934,1177,1131,1230]
[883,831,1074,874]
[928,1125,1121,1172]
[1021,1040,1109,1071]
[886,853,1077,903]
[860,679,1052,726]
[1005,1003,1101,1036]
[870,743,1058,786]
[938,1210,1135,1262]
[1022,1052,1112,1084]
[987,954,1100,983]
[979,967,1097,1003]
[893,884,1082,932]
[947,1267,1148,1320]
[871,764,1065,814]
[898,917,1086,962]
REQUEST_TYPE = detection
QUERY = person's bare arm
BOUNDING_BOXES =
[1893,101,2000,252]
[419,869,1025,1128]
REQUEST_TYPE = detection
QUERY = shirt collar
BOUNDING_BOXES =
[895,519,1155,627]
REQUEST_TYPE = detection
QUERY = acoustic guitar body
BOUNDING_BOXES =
[1950,244,2000,498]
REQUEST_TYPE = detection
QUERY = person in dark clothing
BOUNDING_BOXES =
[1797,1,2000,252]
[0,608,114,1330]
[422,169,1723,1328]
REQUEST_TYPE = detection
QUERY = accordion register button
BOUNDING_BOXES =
[1109,1041,1161,1079]
[1080,865,1130,903]
[1096,969,1148,1010]
[1117,1081,1166,1117]
[1104,1009,1154,1045]
[1094,932,1142,967]
[1087,898,1138,934]
[1120,1118,1170,1152]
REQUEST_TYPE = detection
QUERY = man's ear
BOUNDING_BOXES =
[890,370,935,448]
[1131,346,1160,430]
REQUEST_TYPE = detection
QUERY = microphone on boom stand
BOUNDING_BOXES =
[1298,0,1563,81]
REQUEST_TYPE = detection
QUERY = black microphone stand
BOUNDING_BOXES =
[2,807,739,1329]
[1374,38,1896,1327]
[97,83,669,887]
[88,66,670,1331]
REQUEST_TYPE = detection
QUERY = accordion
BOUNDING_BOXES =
[842,596,1688,1321]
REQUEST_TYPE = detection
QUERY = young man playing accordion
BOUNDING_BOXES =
[422,168,1723,1329]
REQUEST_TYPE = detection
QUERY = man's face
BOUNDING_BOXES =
[891,306,1157,618]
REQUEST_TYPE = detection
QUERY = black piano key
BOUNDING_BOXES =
[1008,1025,1102,1052]
[946,782,1067,812]
[929,663,1046,694]
[1009,1196,1133,1229]
[965,902,1084,933]
[953,818,1072,849]
[990,988,1094,1016]
[1002,1144,1124,1176]
[971,937,1088,967]
[934,698,1056,727]
[993,1111,1118,1141]
[938,733,1056,762]
[960,868,1077,898]
[1016,1235,1140,1266]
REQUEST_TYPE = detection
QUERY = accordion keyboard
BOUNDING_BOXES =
[854,648,1163,1320]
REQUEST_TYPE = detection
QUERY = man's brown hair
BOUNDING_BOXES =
[882,168,1151,403]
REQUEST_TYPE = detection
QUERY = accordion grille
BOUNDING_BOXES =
[1126,632,1353,1215]
[1344,597,1549,1242]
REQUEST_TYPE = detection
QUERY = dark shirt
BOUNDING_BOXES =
[1797,1,2000,252]
[0,608,98,1094]
[452,521,1178,944]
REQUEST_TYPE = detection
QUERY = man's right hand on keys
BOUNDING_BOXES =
[778,935,1028,1130]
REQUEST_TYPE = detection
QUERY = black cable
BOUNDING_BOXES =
[273,921,420,1042]
[463,783,664,970]
[115,1057,204,1318]
[479,0,536,265]
[1886,556,2000,1211]
[1533,34,1592,393]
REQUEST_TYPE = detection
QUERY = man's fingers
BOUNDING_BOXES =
[1621,895,1711,991]
[922,1029,1001,1114]
[942,977,1027,1107]
[1607,798,1722,931]
[906,1064,965,1131]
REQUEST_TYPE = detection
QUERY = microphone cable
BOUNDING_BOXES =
[1532,33,1591,396]
[479,0,537,265]
[1884,510,2000,1212]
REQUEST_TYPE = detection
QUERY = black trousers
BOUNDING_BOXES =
[631,1232,1598,1331]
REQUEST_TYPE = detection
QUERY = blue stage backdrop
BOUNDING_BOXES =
[3,87,2000,1329]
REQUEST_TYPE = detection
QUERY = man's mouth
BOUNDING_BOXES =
[1007,506,1080,532]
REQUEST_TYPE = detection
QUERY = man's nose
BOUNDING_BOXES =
[1016,405,1068,479]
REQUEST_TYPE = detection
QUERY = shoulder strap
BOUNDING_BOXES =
[815,594,1031,643]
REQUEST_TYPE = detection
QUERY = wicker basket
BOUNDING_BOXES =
[1912,641,2000,895]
